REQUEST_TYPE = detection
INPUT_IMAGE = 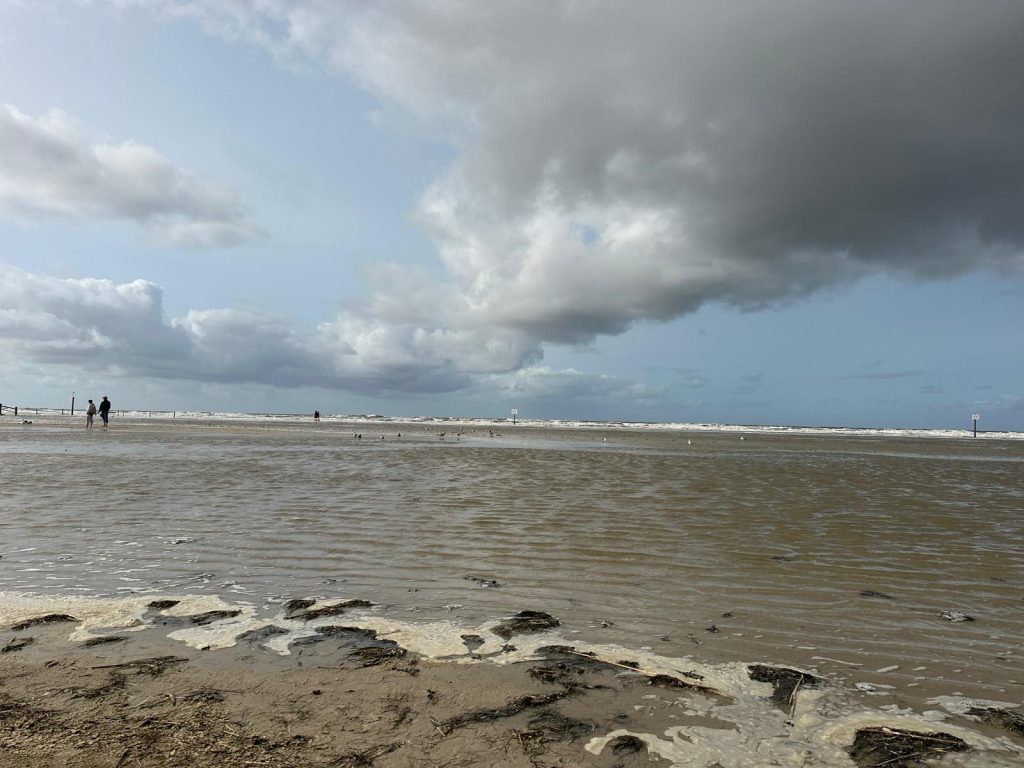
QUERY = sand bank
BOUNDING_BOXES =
[2,596,1022,768]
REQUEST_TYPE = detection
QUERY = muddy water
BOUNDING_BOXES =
[1,419,1022,712]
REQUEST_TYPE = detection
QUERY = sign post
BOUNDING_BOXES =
[971,413,980,438]
[71,392,76,416]
[511,408,518,426]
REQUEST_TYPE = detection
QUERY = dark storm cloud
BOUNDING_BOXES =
[351,0,1024,349]
[15,1,1024,396]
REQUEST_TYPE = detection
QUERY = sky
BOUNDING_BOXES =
[0,0,1022,429]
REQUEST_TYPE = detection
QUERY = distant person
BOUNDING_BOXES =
[98,396,111,427]
[86,399,96,428]
[314,410,320,422]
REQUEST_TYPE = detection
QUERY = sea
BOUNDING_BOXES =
[2,412,1022,765]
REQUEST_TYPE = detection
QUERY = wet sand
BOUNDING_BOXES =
[2,598,1023,767]
[2,417,1023,765]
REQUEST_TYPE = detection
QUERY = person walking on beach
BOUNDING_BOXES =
[314,410,320,422]
[98,395,111,427]
[85,399,96,428]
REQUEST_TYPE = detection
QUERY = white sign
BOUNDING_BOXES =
[971,413,981,421]
[511,408,518,415]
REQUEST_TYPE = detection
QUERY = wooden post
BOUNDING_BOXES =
[71,394,75,416]
[971,413,980,438]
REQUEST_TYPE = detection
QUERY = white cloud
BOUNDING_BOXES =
[8,2,1024,404]
[0,265,672,404]
[112,1,1024,351]
[0,265,474,393]
[0,104,263,247]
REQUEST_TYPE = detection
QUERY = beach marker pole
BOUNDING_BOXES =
[71,392,75,416]
[971,413,980,438]
[511,408,518,425]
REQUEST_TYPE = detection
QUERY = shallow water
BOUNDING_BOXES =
[2,418,1022,716]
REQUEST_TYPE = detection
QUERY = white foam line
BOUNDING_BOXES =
[4,591,1022,767]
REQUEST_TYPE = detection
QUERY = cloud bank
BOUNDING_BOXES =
[0,265,654,403]
[133,1,1024,346]
[5,2,1024,400]
[0,104,262,247]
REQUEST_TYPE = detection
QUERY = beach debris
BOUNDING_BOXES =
[287,599,373,622]
[171,537,196,544]
[525,710,597,742]
[437,690,576,733]
[237,625,290,649]
[72,672,128,699]
[282,598,316,616]
[491,610,560,639]
[966,706,1024,737]
[529,649,622,688]
[350,642,407,667]
[146,599,180,610]
[847,726,969,767]
[334,742,400,766]
[315,625,381,641]
[859,590,896,599]
[10,613,77,631]
[294,625,408,666]
[648,674,710,692]
[93,655,189,676]
[770,555,794,562]
[748,665,821,710]
[608,734,648,756]
[460,634,486,652]
[79,635,127,648]
[187,609,242,626]
[1,637,34,653]
[184,688,227,703]
[464,575,503,588]
[705,623,720,633]
[941,610,975,622]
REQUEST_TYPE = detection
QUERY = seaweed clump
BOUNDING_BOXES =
[967,706,1024,737]
[607,734,647,756]
[748,665,820,709]
[287,599,373,622]
[848,727,969,767]
[491,611,559,639]
[437,691,576,733]
[1,637,34,654]
[187,610,242,626]
[10,614,77,631]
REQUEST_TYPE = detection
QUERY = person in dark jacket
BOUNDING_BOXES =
[99,396,111,427]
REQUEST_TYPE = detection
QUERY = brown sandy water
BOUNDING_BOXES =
[1,418,1023,764]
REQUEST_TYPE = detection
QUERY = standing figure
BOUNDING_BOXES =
[86,399,96,428]
[98,396,111,427]
[314,410,320,422]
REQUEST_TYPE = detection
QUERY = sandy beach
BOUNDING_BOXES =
[2,416,1023,766]
[3,598,1022,768]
